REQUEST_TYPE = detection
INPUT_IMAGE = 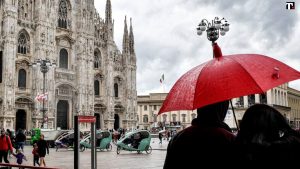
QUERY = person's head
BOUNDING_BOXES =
[33,143,38,148]
[237,104,292,144]
[1,128,5,136]
[197,100,230,123]
[40,134,44,140]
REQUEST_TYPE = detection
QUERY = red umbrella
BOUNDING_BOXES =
[158,43,300,115]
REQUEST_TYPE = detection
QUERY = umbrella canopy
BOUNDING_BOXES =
[158,43,300,115]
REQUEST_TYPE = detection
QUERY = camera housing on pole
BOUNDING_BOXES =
[196,17,230,43]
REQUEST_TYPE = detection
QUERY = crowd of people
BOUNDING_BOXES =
[163,101,300,168]
[0,128,49,167]
[1,102,299,168]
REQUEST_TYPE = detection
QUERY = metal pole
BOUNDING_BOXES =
[230,100,239,130]
[42,69,46,128]
[91,122,96,169]
[74,116,79,169]
[94,122,97,169]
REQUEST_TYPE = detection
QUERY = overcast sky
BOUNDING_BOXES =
[94,0,300,95]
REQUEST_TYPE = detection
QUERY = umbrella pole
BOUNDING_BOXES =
[230,100,239,131]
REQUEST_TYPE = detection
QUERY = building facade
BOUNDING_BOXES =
[137,93,197,130]
[138,84,300,130]
[0,0,137,130]
[230,84,291,128]
[288,87,300,129]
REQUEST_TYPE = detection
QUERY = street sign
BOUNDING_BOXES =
[78,116,96,123]
[74,115,97,169]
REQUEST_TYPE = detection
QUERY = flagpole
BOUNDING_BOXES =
[160,73,165,93]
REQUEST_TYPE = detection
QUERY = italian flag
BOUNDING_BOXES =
[160,74,164,83]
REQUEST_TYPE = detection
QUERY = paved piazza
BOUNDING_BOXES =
[7,138,168,169]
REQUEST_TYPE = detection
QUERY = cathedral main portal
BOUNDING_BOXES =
[16,109,26,130]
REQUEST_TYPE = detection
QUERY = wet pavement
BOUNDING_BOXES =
[7,138,169,169]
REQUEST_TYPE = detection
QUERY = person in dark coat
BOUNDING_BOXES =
[234,104,300,168]
[15,129,26,152]
[163,100,235,169]
[37,134,49,167]
[158,132,163,144]
[6,129,14,158]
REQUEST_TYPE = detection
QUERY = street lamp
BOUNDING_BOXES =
[32,58,56,129]
[196,17,230,43]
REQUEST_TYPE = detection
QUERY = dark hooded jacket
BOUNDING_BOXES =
[163,101,235,169]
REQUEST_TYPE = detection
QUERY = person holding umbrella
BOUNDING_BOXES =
[234,104,300,168]
[159,17,300,168]
[163,100,235,169]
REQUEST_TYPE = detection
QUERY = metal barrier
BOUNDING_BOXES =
[0,163,59,169]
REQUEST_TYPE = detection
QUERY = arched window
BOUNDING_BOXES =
[94,80,99,96]
[172,114,177,122]
[18,69,26,88]
[163,114,167,122]
[181,114,186,123]
[260,93,267,104]
[237,96,244,107]
[143,115,148,123]
[248,94,255,106]
[59,49,68,69]
[58,0,68,29]
[114,83,118,97]
[94,50,101,68]
[153,114,157,122]
[17,32,29,54]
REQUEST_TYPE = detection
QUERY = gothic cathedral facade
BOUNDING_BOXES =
[0,0,137,130]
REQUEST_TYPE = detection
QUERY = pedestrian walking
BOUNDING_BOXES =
[15,129,26,152]
[0,128,14,163]
[234,104,300,168]
[37,134,49,167]
[158,133,163,144]
[6,129,14,158]
[32,143,40,166]
[163,100,235,169]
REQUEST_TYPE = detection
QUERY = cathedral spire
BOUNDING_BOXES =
[105,0,112,24]
[129,18,135,55]
[122,16,129,54]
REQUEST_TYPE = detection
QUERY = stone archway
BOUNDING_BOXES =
[16,109,26,130]
[57,100,69,129]
[94,113,100,129]
[114,105,125,129]
[55,83,77,130]
[94,103,106,130]
[114,114,120,130]
[15,97,34,130]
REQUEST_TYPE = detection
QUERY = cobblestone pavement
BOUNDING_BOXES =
[7,138,169,169]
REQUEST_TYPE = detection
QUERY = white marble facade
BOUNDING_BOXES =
[0,0,137,131]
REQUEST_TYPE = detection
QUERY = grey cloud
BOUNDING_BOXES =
[95,0,300,94]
